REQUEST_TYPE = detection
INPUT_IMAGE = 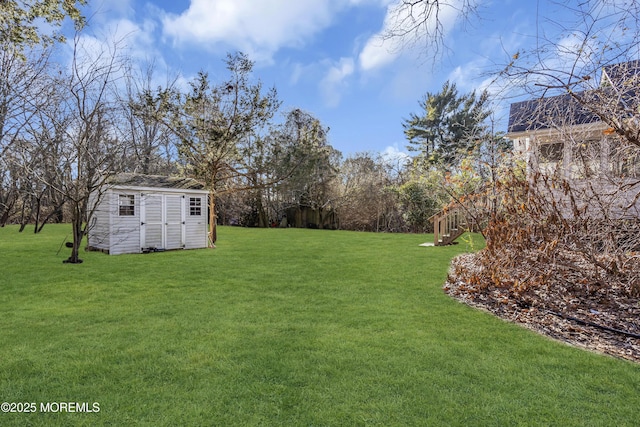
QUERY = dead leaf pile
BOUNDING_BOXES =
[444,252,640,362]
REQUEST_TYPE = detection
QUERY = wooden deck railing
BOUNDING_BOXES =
[429,205,468,246]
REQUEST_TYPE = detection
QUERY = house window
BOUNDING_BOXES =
[571,139,601,178]
[190,197,202,216]
[119,194,135,216]
[609,139,640,178]
[538,142,564,163]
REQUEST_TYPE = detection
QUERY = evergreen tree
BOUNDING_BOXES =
[403,81,490,169]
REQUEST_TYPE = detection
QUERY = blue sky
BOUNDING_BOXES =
[72,0,549,158]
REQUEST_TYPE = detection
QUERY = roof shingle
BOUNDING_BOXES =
[107,173,206,190]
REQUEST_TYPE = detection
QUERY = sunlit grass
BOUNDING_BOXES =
[0,225,638,426]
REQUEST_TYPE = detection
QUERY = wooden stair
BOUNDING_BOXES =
[429,206,468,246]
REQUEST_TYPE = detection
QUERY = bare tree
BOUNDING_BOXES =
[270,109,340,229]
[0,41,54,154]
[164,53,281,243]
[20,71,73,232]
[501,0,640,145]
[0,0,86,230]
[0,157,19,226]
[335,152,400,232]
[54,32,127,263]
[119,61,179,175]
[0,36,62,228]
[383,0,478,59]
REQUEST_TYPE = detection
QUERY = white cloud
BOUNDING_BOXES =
[161,0,393,63]
[358,1,407,71]
[555,33,598,70]
[319,57,355,107]
[59,14,176,97]
[447,60,494,93]
[112,19,153,54]
[161,1,336,61]
[359,33,399,71]
[290,63,305,86]
[381,144,410,171]
[75,18,162,69]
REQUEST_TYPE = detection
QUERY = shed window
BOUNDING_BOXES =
[119,194,135,216]
[190,197,202,216]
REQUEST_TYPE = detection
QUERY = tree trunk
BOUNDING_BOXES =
[33,194,42,233]
[36,203,65,233]
[208,191,217,245]
[64,205,84,264]
[0,193,17,227]
[18,197,29,232]
[257,192,268,228]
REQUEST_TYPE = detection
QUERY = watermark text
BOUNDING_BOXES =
[1,402,100,413]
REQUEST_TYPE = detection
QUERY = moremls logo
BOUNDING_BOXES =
[39,402,100,413]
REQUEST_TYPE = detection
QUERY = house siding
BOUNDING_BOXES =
[537,178,640,220]
[508,114,640,221]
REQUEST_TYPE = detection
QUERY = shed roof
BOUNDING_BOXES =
[107,173,206,190]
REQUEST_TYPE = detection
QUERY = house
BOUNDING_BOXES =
[430,61,640,245]
[87,173,209,255]
[507,61,640,178]
[508,93,620,176]
[505,61,640,219]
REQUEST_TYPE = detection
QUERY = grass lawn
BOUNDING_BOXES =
[0,224,639,426]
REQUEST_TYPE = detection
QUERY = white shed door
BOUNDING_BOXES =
[164,195,185,250]
[141,193,185,251]
[142,194,163,249]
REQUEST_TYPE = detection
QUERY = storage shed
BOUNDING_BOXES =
[87,174,209,255]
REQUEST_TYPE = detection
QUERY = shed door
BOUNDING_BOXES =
[164,195,185,250]
[141,193,163,249]
[141,193,185,251]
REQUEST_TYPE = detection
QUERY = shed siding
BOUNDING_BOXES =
[87,190,112,251]
[109,191,142,255]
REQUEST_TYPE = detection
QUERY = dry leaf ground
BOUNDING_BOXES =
[445,253,640,363]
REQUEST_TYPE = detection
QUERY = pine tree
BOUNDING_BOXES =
[403,81,490,169]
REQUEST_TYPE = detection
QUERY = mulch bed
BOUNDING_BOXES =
[444,253,640,363]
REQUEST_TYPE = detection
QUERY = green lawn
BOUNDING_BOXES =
[0,225,638,426]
